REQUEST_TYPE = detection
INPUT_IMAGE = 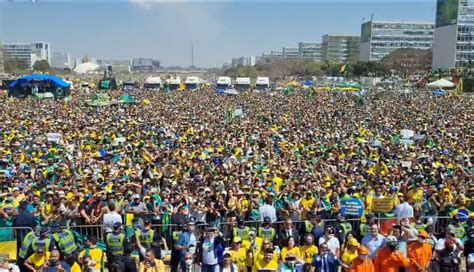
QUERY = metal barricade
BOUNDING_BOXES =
[69,224,105,247]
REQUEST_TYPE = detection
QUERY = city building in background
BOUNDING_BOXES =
[52,52,75,69]
[97,59,131,73]
[231,57,249,67]
[298,42,322,60]
[82,56,97,64]
[282,47,299,59]
[2,41,51,69]
[432,0,474,69]
[131,58,160,72]
[0,41,4,74]
[360,20,434,62]
[321,35,361,63]
[30,42,51,66]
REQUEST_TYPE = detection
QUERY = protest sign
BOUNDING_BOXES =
[113,137,126,146]
[372,198,394,213]
[400,139,414,145]
[401,129,414,139]
[234,108,244,117]
[340,198,364,217]
[413,134,425,140]
[46,133,62,143]
[401,161,412,168]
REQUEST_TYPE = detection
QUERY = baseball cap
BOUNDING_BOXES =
[233,236,242,243]
[357,246,369,255]
[418,230,429,239]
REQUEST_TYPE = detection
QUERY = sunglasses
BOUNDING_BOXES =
[185,257,193,260]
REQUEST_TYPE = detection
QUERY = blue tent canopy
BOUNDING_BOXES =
[303,80,313,86]
[432,89,446,96]
[8,74,71,89]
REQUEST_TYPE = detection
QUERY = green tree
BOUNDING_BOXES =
[33,60,51,72]
[3,51,28,74]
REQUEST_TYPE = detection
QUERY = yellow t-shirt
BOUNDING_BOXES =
[280,247,301,261]
[139,259,165,272]
[252,258,279,272]
[300,245,318,264]
[26,252,50,269]
[255,250,279,263]
[230,247,247,270]
[42,202,54,216]
[244,238,263,267]
[341,249,358,265]
[300,197,315,220]
[79,247,103,270]
[407,189,424,204]
[238,199,249,216]
[71,262,82,272]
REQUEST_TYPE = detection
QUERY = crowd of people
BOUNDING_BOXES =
[0,85,472,272]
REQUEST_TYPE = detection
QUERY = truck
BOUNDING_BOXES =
[144,77,162,91]
[185,76,201,91]
[235,77,251,91]
[165,76,181,91]
[123,80,140,92]
[216,76,232,90]
[255,77,270,91]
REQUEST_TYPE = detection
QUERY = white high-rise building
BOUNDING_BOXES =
[282,47,299,59]
[52,52,74,69]
[298,42,322,61]
[432,0,474,69]
[360,20,434,62]
[2,41,51,69]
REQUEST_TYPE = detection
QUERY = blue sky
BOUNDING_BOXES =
[0,0,436,67]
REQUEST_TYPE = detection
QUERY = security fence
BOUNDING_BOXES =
[7,215,452,260]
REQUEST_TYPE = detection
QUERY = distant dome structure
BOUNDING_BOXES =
[74,62,100,74]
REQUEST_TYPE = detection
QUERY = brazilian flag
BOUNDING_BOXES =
[340,62,349,74]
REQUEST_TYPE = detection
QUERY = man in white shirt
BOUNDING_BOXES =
[361,224,385,260]
[435,229,464,257]
[259,196,277,223]
[102,203,122,234]
[394,194,414,224]
[318,226,340,257]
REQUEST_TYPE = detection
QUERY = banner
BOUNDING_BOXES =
[340,198,364,217]
[46,133,62,143]
[372,197,394,213]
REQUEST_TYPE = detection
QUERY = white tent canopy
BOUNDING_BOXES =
[426,79,455,88]
[74,62,100,74]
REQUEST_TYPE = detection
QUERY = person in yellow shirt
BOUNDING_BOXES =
[341,238,359,271]
[78,236,104,271]
[300,234,318,265]
[13,187,26,203]
[407,186,424,205]
[245,228,263,270]
[230,237,247,272]
[139,249,165,272]
[280,236,301,261]
[237,193,250,218]
[300,192,315,220]
[255,240,278,264]
[252,248,279,272]
[24,246,49,272]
